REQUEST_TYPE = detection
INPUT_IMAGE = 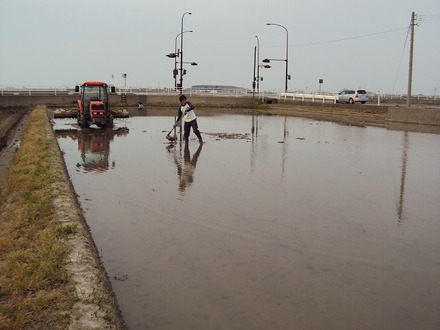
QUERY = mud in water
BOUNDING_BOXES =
[54,112,440,329]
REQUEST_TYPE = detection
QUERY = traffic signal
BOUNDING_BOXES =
[173,69,178,78]
[183,69,187,75]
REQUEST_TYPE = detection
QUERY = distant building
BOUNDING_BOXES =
[190,85,247,94]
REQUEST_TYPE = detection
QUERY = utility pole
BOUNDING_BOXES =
[407,11,416,107]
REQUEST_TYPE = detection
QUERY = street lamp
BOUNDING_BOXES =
[253,45,257,97]
[166,30,193,91]
[181,62,197,77]
[266,23,289,93]
[176,30,193,91]
[122,73,127,95]
[255,36,260,94]
[179,12,192,93]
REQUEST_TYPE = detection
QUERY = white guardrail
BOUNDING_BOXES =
[279,92,337,103]
[0,87,71,96]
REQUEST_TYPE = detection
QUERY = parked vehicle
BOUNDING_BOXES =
[337,89,368,104]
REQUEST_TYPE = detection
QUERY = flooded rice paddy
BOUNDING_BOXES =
[54,111,440,329]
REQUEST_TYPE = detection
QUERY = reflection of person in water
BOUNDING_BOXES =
[168,142,203,193]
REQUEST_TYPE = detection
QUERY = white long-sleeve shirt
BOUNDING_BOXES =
[178,101,196,123]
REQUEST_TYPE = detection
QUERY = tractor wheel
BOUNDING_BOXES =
[79,115,89,128]
[107,117,114,128]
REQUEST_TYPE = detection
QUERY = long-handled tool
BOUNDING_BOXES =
[166,117,182,142]
[166,106,192,141]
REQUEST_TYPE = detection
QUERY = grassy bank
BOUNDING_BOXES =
[0,106,74,328]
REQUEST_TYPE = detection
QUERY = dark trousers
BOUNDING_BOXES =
[183,119,202,141]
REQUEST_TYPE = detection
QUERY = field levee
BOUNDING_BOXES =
[388,106,440,126]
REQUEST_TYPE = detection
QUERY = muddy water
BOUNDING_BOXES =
[54,112,440,330]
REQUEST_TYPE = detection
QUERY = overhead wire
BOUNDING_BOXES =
[261,13,439,50]
[261,13,438,93]
[262,27,408,49]
[392,23,411,94]
[418,14,440,21]
[292,27,408,47]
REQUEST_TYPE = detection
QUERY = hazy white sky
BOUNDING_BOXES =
[1,0,439,94]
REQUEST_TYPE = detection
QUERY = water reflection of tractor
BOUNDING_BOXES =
[55,127,129,173]
[75,81,116,129]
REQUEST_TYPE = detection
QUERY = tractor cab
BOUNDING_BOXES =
[75,81,116,128]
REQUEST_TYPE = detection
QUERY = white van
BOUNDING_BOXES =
[337,89,368,104]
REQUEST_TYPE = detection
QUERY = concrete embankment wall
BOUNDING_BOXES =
[389,106,440,126]
[0,94,260,107]
[145,94,261,106]
[0,94,147,107]
[2,94,440,126]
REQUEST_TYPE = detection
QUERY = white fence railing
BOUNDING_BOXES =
[279,92,337,103]
[0,86,71,96]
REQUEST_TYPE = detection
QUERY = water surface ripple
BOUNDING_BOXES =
[55,113,440,329]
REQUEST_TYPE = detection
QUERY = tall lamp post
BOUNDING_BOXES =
[167,30,196,91]
[173,30,192,91]
[122,73,127,95]
[266,23,289,93]
[255,36,260,94]
[179,12,192,93]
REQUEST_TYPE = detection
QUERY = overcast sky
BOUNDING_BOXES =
[1,0,439,95]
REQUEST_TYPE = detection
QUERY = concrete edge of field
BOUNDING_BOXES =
[46,113,126,329]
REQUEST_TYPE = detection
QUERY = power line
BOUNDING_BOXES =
[263,13,439,49]
[392,24,411,94]
[418,14,440,21]
[293,27,408,47]
[263,27,408,48]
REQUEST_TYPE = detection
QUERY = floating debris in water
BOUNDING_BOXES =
[205,132,250,140]
[113,273,128,281]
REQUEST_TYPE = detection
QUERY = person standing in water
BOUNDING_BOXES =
[173,95,203,143]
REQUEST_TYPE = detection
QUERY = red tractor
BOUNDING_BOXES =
[75,81,116,129]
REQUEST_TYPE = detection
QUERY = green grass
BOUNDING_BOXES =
[0,105,74,329]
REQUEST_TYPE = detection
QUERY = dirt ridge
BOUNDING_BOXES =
[45,110,126,329]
